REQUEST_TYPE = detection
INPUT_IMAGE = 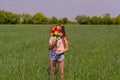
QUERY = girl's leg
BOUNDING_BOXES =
[58,61,64,80]
[50,60,57,80]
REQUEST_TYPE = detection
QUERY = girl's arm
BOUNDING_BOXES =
[61,37,69,53]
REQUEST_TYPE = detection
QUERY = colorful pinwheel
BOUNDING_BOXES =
[50,25,63,40]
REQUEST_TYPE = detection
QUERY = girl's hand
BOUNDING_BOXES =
[48,38,57,50]
[52,40,57,47]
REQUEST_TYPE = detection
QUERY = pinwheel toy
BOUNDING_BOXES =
[50,25,64,40]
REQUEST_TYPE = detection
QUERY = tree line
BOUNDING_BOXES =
[0,10,120,25]
[75,14,120,25]
[0,10,75,24]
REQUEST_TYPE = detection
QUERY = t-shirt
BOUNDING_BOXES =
[49,37,68,52]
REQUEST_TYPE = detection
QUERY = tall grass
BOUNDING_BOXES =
[0,25,120,80]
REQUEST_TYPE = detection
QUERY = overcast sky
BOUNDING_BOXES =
[0,0,120,20]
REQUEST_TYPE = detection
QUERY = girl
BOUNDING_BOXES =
[48,24,69,80]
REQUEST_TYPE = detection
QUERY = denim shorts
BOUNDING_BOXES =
[50,50,64,62]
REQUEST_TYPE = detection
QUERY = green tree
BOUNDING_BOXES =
[5,11,20,24]
[32,12,48,24]
[49,16,58,24]
[21,13,33,24]
[75,15,90,24]
[11,13,20,24]
[62,17,69,24]
[90,16,102,25]
[0,10,6,24]
[114,15,120,24]
[102,13,113,25]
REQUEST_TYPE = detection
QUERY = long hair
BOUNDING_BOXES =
[57,24,67,47]
[57,24,66,37]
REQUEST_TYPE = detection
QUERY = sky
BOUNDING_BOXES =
[0,0,120,21]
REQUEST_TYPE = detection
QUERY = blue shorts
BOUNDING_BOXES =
[50,50,64,62]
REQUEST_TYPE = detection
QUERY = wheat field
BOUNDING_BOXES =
[0,25,120,80]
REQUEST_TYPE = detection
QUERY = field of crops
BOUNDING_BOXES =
[0,25,120,80]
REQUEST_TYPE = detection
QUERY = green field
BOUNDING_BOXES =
[0,25,120,80]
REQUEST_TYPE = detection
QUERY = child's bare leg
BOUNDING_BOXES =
[58,61,64,80]
[50,60,56,80]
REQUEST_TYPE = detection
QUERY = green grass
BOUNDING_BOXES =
[0,25,120,80]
